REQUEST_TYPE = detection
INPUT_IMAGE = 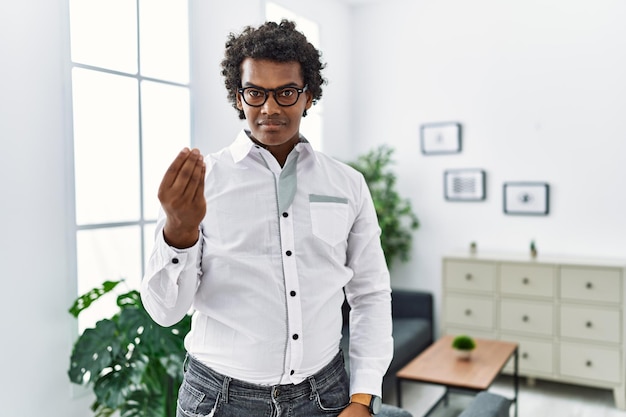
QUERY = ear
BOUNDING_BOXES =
[304,90,313,110]
[236,92,244,110]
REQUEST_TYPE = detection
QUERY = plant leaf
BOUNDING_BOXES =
[121,388,167,417]
[68,319,118,385]
[117,290,143,309]
[69,280,124,318]
[69,286,190,417]
[93,359,147,409]
[347,145,419,268]
[93,404,116,417]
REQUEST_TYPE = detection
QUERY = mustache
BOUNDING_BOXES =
[257,117,287,125]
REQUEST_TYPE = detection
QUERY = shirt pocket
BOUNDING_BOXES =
[309,194,349,246]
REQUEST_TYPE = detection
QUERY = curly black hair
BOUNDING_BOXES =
[221,19,327,119]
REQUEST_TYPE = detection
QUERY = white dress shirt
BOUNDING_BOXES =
[140,130,393,396]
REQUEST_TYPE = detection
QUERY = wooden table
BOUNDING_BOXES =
[396,335,518,417]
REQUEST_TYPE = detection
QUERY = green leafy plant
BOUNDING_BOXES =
[348,145,419,268]
[452,334,476,351]
[68,280,191,417]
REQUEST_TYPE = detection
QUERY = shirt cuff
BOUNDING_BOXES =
[149,229,201,308]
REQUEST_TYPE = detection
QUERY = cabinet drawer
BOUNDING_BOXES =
[560,267,622,304]
[445,295,494,330]
[560,305,621,344]
[502,334,553,375]
[500,299,553,336]
[560,343,621,384]
[500,263,555,298]
[444,327,496,341]
[444,260,496,293]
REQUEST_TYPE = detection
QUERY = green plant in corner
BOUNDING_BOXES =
[68,279,191,417]
[348,145,419,268]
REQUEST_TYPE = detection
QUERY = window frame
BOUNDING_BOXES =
[66,0,192,333]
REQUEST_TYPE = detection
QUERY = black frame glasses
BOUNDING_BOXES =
[237,85,308,107]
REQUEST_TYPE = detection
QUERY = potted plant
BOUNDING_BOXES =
[348,145,419,268]
[68,279,191,417]
[452,334,476,360]
[530,240,538,258]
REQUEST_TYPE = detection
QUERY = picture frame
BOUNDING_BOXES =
[420,122,462,155]
[444,169,486,201]
[503,182,550,215]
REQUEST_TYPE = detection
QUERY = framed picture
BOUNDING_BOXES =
[503,182,550,215]
[421,122,462,155]
[444,169,486,201]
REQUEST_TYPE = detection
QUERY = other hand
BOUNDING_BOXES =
[338,402,372,417]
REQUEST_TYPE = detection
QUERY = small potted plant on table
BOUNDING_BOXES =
[452,335,476,360]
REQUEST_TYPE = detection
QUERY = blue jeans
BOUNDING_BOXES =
[177,351,350,417]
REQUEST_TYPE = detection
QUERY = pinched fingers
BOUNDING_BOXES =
[161,147,192,188]
[176,149,205,200]
[159,148,205,203]
[193,161,206,202]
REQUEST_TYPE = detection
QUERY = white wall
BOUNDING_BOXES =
[189,0,262,152]
[0,0,92,415]
[350,0,626,332]
[273,0,353,159]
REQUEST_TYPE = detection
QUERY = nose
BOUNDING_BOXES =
[261,93,281,114]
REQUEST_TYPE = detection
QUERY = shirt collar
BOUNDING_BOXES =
[229,129,257,164]
[229,129,320,165]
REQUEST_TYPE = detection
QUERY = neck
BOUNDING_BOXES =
[250,137,298,167]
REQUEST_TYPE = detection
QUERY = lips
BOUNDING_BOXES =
[258,119,286,127]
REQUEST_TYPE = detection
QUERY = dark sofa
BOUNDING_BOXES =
[379,391,512,417]
[341,288,434,398]
[459,391,513,417]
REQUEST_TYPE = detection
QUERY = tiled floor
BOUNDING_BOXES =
[387,375,626,417]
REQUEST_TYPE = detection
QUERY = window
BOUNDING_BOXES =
[68,0,191,332]
[266,2,324,151]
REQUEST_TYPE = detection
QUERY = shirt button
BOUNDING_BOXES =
[292,334,299,340]
[290,291,296,297]
[172,257,179,264]
[282,212,289,217]
[285,250,292,256]
[290,370,295,375]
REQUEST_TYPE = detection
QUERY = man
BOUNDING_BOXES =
[141,20,392,417]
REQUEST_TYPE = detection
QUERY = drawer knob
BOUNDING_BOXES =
[465,309,472,316]
[465,273,473,280]
[522,277,530,285]
[586,360,593,367]
[522,315,529,322]
[586,282,593,289]
[586,321,593,328]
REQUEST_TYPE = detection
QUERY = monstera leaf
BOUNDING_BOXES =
[68,281,191,417]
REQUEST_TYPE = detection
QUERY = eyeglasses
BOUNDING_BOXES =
[238,85,308,107]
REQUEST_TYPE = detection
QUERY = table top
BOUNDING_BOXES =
[396,335,518,391]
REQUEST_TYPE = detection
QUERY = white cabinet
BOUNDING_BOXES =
[442,252,626,409]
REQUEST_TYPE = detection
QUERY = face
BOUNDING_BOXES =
[237,58,312,150]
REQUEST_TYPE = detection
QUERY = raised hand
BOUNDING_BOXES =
[158,147,206,248]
